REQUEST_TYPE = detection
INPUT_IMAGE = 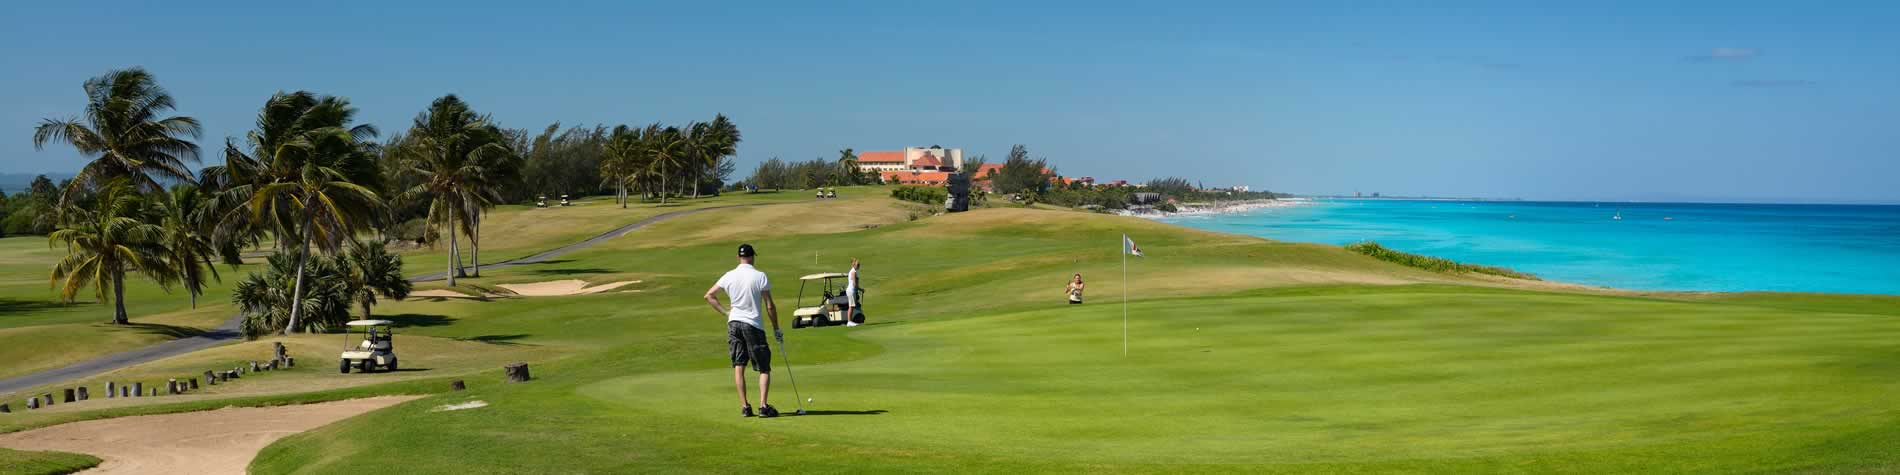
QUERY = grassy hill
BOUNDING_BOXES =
[6,189,1900,473]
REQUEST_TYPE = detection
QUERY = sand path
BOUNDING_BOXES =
[498,279,639,296]
[0,396,420,474]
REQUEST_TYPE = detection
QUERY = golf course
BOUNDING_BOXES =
[4,189,1898,473]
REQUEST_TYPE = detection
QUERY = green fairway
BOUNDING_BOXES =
[234,200,1900,473]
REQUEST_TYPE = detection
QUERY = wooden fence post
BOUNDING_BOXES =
[132,382,142,397]
[63,388,76,403]
[77,386,89,401]
[106,381,116,398]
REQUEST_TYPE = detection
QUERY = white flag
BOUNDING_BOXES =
[1124,234,1144,257]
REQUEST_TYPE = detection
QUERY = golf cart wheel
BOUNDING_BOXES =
[386,358,398,372]
[339,359,350,374]
[792,319,806,329]
[357,360,370,373]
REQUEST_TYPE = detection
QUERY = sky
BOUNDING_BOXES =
[3,1,1897,203]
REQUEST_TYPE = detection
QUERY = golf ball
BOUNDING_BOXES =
[807,398,814,403]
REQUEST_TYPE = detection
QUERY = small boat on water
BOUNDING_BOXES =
[1612,211,1623,220]
[1663,217,1674,221]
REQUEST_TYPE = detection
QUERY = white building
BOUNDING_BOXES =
[856,145,963,172]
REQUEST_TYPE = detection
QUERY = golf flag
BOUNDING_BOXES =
[1121,233,1140,357]
[1124,235,1144,257]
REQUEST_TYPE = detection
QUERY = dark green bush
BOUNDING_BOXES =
[1344,242,1539,280]
[891,186,947,205]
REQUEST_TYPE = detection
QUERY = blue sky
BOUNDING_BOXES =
[3,1,1897,203]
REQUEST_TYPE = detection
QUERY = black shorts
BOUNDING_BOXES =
[727,321,771,373]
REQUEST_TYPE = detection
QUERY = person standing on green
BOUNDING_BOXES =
[704,243,784,417]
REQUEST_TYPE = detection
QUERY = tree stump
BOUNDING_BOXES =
[77,387,89,401]
[106,381,117,398]
[132,382,143,397]
[205,370,217,385]
[504,362,532,383]
[63,388,76,403]
[189,378,199,390]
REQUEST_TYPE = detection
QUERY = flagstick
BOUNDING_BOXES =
[1123,233,1128,357]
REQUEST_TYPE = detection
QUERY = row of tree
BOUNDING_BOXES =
[28,67,744,337]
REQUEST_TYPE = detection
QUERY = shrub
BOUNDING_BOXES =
[891,186,947,205]
[1344,242,1539,280]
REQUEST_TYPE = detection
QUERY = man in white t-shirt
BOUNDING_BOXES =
[703,243,784,418]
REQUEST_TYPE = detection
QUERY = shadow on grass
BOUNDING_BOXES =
[797,409,887,416]
[386,314,454,328]
[530,268,615,276]
[455,334,535,346]
[114,322,210,339]
[0,298,68,316]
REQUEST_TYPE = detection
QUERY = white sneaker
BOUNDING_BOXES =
[846,321,860,327]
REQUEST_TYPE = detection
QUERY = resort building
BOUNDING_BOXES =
[857,145,963,172]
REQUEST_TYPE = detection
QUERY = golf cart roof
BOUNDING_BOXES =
[800,273,848,281]
[345,320,394,327]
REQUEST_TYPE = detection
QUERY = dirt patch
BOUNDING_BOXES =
[497,279,639,296]
[0,396,420,474]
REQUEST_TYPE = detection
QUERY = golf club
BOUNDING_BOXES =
[776,334,808,415]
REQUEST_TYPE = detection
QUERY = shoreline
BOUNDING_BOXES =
[1116,198,1310,219]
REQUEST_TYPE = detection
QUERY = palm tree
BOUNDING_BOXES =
[156,184,220,308]
[205,92,379,263]
[49,179,179,324]
[32,68,202,207]
[686,115,740,199]
[837,148,859,183]
[398,95,512,286]
[599,125,644,208]
[341,239,410,319]
[643,124,687,205]
[246,126,384,334]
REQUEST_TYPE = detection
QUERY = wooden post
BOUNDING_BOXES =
[150,388,157,397]
[132,382,142,397]
[120,385,130,398]
[106,381,116,398]
[189,378,199,390]
[63,388,76,403]
[24,398,35,410]
[77,386,89,401]
[286,356,295,368]
[166,379,178,395]
[504,362,532,383]
[41,394,53,406]
[450,380,467,391]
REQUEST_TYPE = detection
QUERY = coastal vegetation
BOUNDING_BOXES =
[1345,241,1540,280]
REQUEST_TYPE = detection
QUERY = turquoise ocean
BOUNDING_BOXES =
[1161,199,1900,295]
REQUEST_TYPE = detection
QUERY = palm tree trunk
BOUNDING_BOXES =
[619,183,627,209]
[446,212,458,287]
[693,167,701,200]
[111,271,129,325]
[285,226,311,335]
[472,218,480,277]
[661,166,669,205]
[361,298,373,320]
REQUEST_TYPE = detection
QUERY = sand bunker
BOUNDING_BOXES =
[497,279,639,296]
[0,396,420,474]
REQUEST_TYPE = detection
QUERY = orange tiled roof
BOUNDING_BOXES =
[913,155,943,167]
[858,151,904,163]
[880,170,951,184]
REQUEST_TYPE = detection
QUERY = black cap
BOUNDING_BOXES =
[737,244,756,257]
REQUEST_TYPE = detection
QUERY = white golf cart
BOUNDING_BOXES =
[790,273,865,329]
[339,319,398,373]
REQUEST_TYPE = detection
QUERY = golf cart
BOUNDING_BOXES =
[791,273,865,328]
[536,195,548,207]
[339,319,398,373]
[560,194,572,206]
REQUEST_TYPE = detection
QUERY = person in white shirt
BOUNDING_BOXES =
[845,258,863,326]
[703,243,784,418]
